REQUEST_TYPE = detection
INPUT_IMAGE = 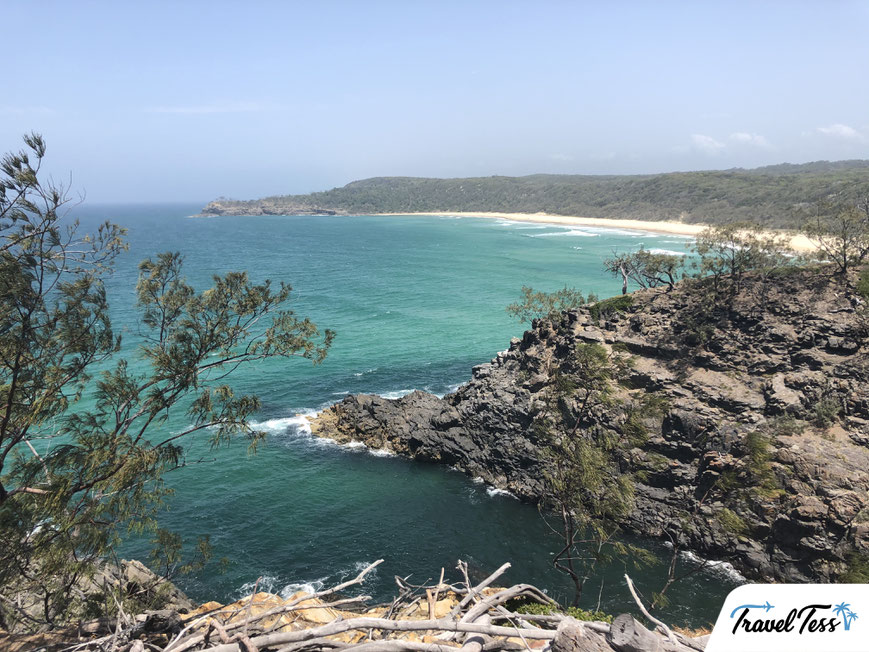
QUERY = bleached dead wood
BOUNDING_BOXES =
[62,560,708,652]
[622,575,676,645]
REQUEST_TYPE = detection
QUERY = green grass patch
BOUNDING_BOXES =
[718,508,748,536]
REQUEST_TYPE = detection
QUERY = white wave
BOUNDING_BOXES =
[379,389,416,400]
[680,549,745,582]
[236,574,281,597]
[493,220,549,230]
[571,246,583,250]
[353,367,379,377]
[472,476,485,484]
[350,560,377,575]
[331,390,350,396]
[528,229,599,238]
[237,574,328,599]
[486,486,518,499]
[367,447,396,457]
[339,440,395,457]
[439,381,466,397]
[578,226,661,237]
[318,434,396,458]
[279,579,326,598]
[646,248,687,256]
[249,414,316,437]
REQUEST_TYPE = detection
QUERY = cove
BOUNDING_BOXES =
[68,203,736,627]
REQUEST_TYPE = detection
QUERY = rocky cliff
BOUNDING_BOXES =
[310,267,869,583]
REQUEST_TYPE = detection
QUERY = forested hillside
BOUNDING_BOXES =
[202,160,869,227]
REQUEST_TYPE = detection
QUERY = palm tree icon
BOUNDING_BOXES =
[834,602,858,631]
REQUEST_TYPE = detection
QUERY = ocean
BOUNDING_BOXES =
[66,203,738,626]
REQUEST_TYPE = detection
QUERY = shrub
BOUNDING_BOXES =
[589,294,634,324]
[512,600,614,623]
[718,508,748,536]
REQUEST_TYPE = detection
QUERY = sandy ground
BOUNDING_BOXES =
[377,211,817,252]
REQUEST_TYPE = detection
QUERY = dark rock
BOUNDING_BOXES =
[310,267,869,583]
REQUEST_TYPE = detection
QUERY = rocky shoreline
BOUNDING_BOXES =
[309,267,869,583]
[200,199,345,216]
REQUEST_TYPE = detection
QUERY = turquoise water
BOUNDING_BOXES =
[67,204,737,626]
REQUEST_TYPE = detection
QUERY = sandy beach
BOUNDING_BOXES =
[377,211,817,252]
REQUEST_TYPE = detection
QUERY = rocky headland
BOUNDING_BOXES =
[201,198,345,216]
[310,267,869,583]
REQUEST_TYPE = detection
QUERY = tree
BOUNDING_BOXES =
[0,134,334,630]
[603,248,684,294]
[534,343,651,606]
[802,195,869,277]
[506,286,595,323]
[691,222,794,296]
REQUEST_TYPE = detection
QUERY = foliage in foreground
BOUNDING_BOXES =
[0,134,333,631]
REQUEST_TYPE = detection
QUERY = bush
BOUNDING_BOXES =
[840,552,869,583]
[857,268,869,300]
[589,295,633,323]
[511,600,614,623]
[812,397,842,428]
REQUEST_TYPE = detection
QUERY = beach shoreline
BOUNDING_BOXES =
[375,211,817,252]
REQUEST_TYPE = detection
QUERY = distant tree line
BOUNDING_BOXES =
[206,162,869,228]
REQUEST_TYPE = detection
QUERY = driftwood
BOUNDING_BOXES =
[53,561,708,652]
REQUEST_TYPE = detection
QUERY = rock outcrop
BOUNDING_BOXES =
[311,267,869,583]
[200,199,344,217]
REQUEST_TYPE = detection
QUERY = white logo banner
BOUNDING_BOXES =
[706,583,869,652]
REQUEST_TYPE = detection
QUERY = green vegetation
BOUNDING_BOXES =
[505,285,595,323]
[604,248,684,293]
[840,552,869,583]
[534,342,653,606]
[812,396,843,429]
[802,195,869,276]
[588,295,633,324]
[717,508,749,536]
[511,599,614,623]
[0,135,333,631]
[206,162,869,228]
[691,222,796,295]
[858,268,869,299]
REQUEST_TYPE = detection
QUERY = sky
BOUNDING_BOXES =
[3,1,869,203]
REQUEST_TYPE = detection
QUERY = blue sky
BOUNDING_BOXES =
[3,1,868,202]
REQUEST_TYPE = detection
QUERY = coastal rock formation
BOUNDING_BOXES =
[201,198,344,216]
[310,268,869,583]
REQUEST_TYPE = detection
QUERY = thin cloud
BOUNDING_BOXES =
[816,123,866,142]
[145,101,279,115]
[730,132,771,148]
[0,106,55,115]
[691,134,726,155]
[549,153,575,161]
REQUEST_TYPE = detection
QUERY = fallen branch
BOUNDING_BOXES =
[623,574,677,644]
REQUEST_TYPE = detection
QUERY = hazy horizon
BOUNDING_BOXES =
[4,1,868,202]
